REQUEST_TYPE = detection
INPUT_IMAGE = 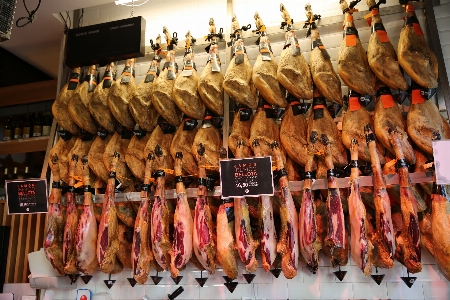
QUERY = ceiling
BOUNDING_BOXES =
[0,0,115,78]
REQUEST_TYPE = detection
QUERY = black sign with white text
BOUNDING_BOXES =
[219,156,274,198]
[6,179,48,214]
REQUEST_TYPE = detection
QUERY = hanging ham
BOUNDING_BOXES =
[44,155,66,276]
[169,152,194,277]
[75,156,99,274]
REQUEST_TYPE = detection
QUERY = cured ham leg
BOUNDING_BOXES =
[398,3,438,88]
[322,138,347,267]
[365,1,408,91]
[273,142,299,279]
[348,140,373,275]
[253,35,287,108]
[306,4,342,105]
[390,128,421,273]
[229,106,253,158]
[337,0,375,95]
[365,124,395,269]
[97,152,123,274]
[216,147,239,279]
[170,152,194,277]
[193,144,216,274]
[374,86,415,164]
[52,68,81,135]
[75,156,99,274]
[430,164,450,280]
[342,90,385,164]
[151,145,172,271]
[299,154,321,273]
[49,133,76,184]
[253,139,277,272]
[63,155,80,274]
[223,15,258,109]
[44,155,66,276]
[132,153,155,284]
[234,141,259,273]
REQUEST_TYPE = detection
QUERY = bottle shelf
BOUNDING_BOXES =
[0,136,49,155]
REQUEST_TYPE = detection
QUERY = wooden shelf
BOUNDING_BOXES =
[0,80,57,107]
[0,137,49,155]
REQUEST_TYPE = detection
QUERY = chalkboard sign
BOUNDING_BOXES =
[219,156,274,198]
[5,179,48,215]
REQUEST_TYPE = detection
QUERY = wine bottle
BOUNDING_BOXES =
[12,167,18,180]
[22,114,32,138]
[42,111,52,136]
[33,113,42,137]
[13,117,22,139]
[0,168,9,188]
[23,166,30,179]
[3,118,12,141]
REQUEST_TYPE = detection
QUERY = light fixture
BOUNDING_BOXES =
[114,0,149,6]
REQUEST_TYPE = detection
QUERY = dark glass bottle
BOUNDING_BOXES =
[22,114,32,138]
[23,166,30,179]
[3,118,12,141]
[0,168,9,188]
[33,113,42,137]
[12,167,18,180]
[13,117,22,139]
[42,111,52,136]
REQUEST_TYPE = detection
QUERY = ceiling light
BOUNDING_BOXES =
[115,0,149,6]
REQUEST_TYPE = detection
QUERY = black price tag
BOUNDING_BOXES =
[312,39,330,59]
[345,27,358,36]
[67,73,80,90]
[6,179,48,214]
[219,156,274,198]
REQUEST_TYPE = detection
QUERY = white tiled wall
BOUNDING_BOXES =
[45,250,450,300]
[46,1,450,299]
[434,2,450,87]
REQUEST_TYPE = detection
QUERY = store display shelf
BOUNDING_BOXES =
[0,136,49,155]
[67,172,434,203]
[0,79,57,107]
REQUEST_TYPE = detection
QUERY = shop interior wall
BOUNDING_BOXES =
[43,0,450,299]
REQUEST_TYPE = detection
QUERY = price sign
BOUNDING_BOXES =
[5,179,48,215]
[219,156,274,198]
